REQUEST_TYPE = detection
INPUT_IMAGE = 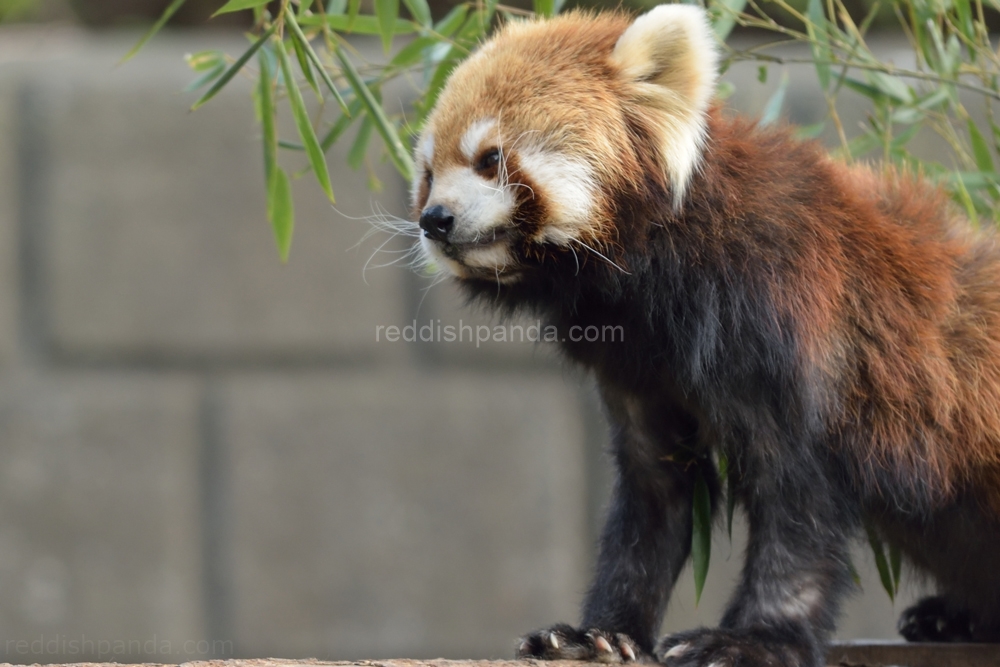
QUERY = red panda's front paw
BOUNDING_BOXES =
[516,624,648,663]
[655,628,817,667]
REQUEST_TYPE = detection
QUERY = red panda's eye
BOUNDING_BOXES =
[425,169,433,187]
[477,149,501,172]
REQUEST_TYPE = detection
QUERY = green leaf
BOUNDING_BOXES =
[191,26,276,111]
[347,0,360,28]
[348,114,375,170]
[184,63,225,92]
[388,36,438,70]
[401,0,431,27]
[868,72,913,104]
[213,0,270,16]
[969,119,996,173]
[843,77,887,102]
[865,523,895,602]
[258,49,277,185]
[285,10,350,114]
[795,121,825,139]
[268,167,295,262]
[327,0,347,14]
[691,470,712,606]
[716,81,735,100]
[277,39,336,203]
[121,0,188,64]
[434,4,469,37]
[805,0,830,90]
[712,0,746,41]
[299,13,417,35]
[757,65,767,84]
[953,171,980,225]
[533,0,555,17]
[759,71,788,126]
[186,50,225,72]
[322,97,364,151]
[290,28,321,98]
[334,43,416,180]
[485,0,499,23]
[376,0,400,52]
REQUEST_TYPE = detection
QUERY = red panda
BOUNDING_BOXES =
[408,5,1000,666]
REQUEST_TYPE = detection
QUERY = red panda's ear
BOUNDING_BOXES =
[610,5,719,208]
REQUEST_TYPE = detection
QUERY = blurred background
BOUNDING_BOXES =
[0,1,925,663]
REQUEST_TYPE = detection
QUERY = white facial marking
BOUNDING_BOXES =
[518,149,596,245]
[418,133,434,166]
[428,165,515,236]
[460,118,497,162]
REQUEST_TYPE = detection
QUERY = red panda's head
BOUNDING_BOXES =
[413,5,718,284]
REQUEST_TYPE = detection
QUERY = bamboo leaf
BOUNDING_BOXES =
[348,0,360,28]
[322,97,364,151]
[795,121,825,139]
[334,44,416,180]
[186,50,225,72]
[259,49,277,188]
[277,39,336,203]
[299,13,417,34]
[533,0,555,18]
[401,0,431,27]
[121,0,189,64]
[213,0,270,16]
[291,28,321,98]
[865,523,895,602]
[953,171,980,225]
[376,0,400,52]
[759,71,789,126]
[348,114,375,170]
[268,167,295,262]
[805,0,831,90]
[285,10,350,114]
[713,0,746,41]
[969,119,996,172]
[327,0,347,14]
[692,471,712,606]
[868,72,913,104]
[191,26,276,111]
[184,63,225,92]
[434,4,469,37]
[389,36,438,70]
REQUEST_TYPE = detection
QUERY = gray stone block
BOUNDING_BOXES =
[0,371,203,663]
[36,34,408,362]
[221,370,589,660]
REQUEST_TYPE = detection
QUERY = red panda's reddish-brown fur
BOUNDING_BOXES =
[408,6,1000,664]
[690,112,1000,513]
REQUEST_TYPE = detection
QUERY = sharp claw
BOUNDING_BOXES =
[549,632,560,650]
[621,643,636,662]
[937,618,947,633]
[518,640,530,655]
[594,636,613,654]
[664,643,689,659]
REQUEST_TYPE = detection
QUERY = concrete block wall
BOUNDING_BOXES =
[0,27,919,665]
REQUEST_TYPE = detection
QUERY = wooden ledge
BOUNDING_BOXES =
[1,644,998,667]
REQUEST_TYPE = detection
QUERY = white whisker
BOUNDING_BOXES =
[570,238,630,274]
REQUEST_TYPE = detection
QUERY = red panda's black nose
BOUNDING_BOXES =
[419,205,454,242]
